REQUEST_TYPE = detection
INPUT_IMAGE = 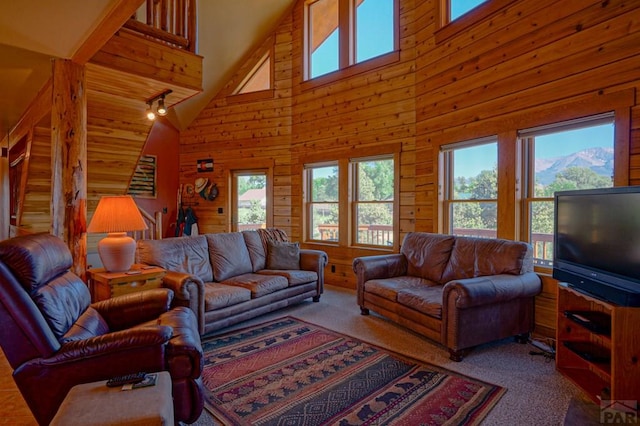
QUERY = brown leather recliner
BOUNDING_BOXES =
[0,233,204,425]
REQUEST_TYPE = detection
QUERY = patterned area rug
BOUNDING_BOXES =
[202,317,505,425]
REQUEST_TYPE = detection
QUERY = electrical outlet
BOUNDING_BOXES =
[217,207,223,214]
[331,265,335,273]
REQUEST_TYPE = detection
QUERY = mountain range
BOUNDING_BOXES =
[535,147,614,185]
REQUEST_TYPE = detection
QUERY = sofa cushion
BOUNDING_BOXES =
[242,230,266,272]
[257,269,318,286]
[440,236,530,283]
[203,283,252,310]
[136,236,213,283]
[206,233,253,281]
[266,241,300,270]
[364,276,432,302]
[401,232,455,283]
[397,286,443,319]
[222,273,288,298]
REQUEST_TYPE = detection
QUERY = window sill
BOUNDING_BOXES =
[435,0,516,45]
[301,51,400,92]
[226,89,275,104]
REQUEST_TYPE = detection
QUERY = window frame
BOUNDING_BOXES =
[440,136,498,238]
[350,155,396,248]
[518,113,616,269]
[302,146,400,251]
[302,0,400,87]
[435,0,515,44]
[304,161,340,243]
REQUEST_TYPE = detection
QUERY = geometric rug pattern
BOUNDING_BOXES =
[202,317,505,425]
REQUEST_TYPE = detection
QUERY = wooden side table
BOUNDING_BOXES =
[88,264,166,302]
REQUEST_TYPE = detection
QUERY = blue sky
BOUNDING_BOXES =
[452,0,488,20]
[455,123,615,178]
[311,0,394,78]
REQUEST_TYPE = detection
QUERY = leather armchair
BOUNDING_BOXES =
[0,233,204,425]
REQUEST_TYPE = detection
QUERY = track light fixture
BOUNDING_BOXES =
[145,89,172,120]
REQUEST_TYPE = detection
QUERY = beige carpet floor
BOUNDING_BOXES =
[194,285,589,425]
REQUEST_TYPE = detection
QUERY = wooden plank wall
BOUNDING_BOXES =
[180,0,640,337]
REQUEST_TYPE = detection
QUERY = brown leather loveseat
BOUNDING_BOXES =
[0,233,204,425]
[353,232,541,361]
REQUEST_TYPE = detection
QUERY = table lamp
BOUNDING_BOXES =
[87,195,148,272]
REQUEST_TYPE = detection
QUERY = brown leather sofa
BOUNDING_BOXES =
[353,232,542,361]
[0,233,204,425]
[136,229,328,335]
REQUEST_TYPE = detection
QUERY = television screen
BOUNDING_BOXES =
[553,186,640,306]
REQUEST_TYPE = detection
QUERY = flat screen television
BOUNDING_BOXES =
[553,186,640,307]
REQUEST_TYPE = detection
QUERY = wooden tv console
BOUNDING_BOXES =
[556,283,640,404]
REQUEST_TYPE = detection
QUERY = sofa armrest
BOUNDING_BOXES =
[443,272,542,309]
[352,254,408,306]
[161,271,205,335]
[91,288,173,331]
[300,249,328,293]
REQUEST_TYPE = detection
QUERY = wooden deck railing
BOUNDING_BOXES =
[124,0,197,52]
[453,228,553,266]
[316,224,554,265]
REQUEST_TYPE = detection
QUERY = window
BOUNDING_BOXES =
[450,0,488,21]
[520,114,615,267]
[305,0,397,80]
[441,138,498,238]
[305,163,339,241]
[352,157,394,246]
[304,152,397,248]
[232,170,269,232]
[234,52,272,95]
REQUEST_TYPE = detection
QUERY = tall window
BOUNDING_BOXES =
[305,0,397,80]
[304,152,397,248]
[450,0,488,21]
[441,138,498,238]
[305,163,339,241]
[232,170,269,232]
[520,114,615,267]
[352,156,394,246]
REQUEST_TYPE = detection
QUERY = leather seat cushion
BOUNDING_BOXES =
[203,283,251,310]
[257,269,318,286]
[397,286,443,319]
[221,274,288,298]
[364,276,432,301]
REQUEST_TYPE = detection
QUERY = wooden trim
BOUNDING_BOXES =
[300,141,402,165]
[428,89,636,148]
[497,130,519,240]
[301,51,400,91]
[72,0,145,64]
[614,106,631,186]
[123,18,190,50]
[435,0,518,44]
[226,89,276,104]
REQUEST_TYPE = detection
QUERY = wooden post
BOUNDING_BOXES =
[51,59,87,279]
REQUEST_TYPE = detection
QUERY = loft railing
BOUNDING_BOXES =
[124,0,197,52]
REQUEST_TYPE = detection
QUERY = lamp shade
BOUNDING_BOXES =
[87,196,148,272]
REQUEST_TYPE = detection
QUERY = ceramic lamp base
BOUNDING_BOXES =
[97,232,136,272]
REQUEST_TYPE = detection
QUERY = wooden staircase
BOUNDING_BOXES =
[5,0,201,252]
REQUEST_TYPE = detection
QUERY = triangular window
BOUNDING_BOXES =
[234,52,271,95]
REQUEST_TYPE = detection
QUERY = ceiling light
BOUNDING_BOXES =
[146,102,156,120]
[145,89,172,121]
[156,96,167,116]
